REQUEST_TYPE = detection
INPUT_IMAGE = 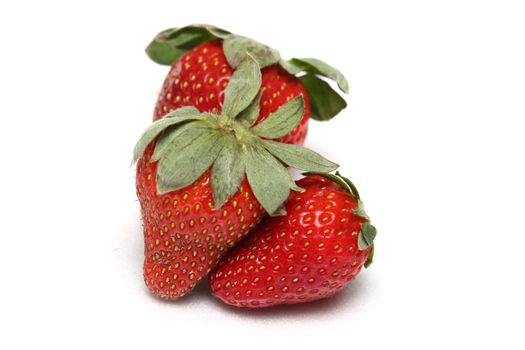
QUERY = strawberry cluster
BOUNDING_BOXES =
[133,24,377,308]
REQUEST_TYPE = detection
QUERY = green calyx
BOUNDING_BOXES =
[145,24,231,65]
[145,24,350,121]
[304,171,377,266]
[133,55,338,216]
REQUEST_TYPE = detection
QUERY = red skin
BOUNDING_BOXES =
[137,41,310,299]
[209,175,371,308]
[153,40,310,145]
[137,144,264,299]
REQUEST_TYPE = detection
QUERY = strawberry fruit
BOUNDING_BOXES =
[146,24,350,145]
[209,172,377,308]
[133,29,345,300]
[153,41,310,145]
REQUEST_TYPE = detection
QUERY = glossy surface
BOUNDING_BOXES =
[137,144,264,299]
[138,41,314,300]
[209,175,371,307]
[154,41,310,145]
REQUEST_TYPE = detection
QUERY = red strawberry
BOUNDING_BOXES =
[134,27,342,300]
[154,41,309,145]
[147,24,350,145]
[209,172,376,308]
[137,146,264,299]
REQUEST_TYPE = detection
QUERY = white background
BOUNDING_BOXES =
[1,0,524,348]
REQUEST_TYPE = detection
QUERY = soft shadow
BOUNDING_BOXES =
[142,275,370,318]
[209,275,370,319]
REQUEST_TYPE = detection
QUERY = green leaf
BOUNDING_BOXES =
[221,54,261,119]
[336,171,361,200]
[199,24,231,40]
[223,35,281,69]
[236,92,261,127]
[211,132,245,208]
[151,120,213,162]
[243,144,293,215]
[132,107,201,162]
[299,74,347,121]
[262,140,339,172]
[156,129,224,194]
[279,59,302,75]
[358,222,377,250]
[145,38,186,66]
[364,243,374,268]
[251,96,304,139]
[271,205,287,217]
[145,24,231,65]
[352,200,370,220]
[287,178,304,194]
[288,58,349,93]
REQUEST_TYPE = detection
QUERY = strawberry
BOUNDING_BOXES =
[146,24,350,145]
[137,151,264,299]
[133,30,343,300]
[154,41,309,145]
[209,172,377,308]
